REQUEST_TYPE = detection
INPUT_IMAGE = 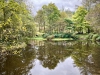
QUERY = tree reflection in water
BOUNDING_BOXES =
[36,41,74,69]
[0,46,36,75]
[0,40,100,75]
[71,41,100,75]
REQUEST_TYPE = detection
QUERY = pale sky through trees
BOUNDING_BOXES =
[26,0,82,15]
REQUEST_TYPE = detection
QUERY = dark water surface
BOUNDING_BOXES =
[0,41,100,75]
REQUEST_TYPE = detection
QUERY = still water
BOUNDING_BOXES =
[0,40,100,75]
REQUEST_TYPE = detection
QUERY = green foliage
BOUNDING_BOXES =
[35,3,60,33]
[73,6,87,23]
[42,33,50,38]
[35,9,46,32]
[35,3,76,34]
[62,33,72,38]
[42,33,78,40]
[0,0,36,49]
[72,6,90,34]
[64,19,74,33]
[86,33,94,40]
[54,33,63,38]
[60,11,67,19]
[43,3,60,23]
[92,34,99,41]
[96,36,100,41]
[64,19,73,25]
[86,33,100,41]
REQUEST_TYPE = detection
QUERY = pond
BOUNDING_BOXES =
[0,40,100,75]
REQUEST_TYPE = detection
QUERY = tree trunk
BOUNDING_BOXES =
[44,22,45,33]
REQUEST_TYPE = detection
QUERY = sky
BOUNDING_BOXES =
[26,0,82,15]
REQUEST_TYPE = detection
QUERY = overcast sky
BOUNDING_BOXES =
[26,0,82,15]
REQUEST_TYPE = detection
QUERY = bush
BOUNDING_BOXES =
[42,33,50,38]
[87,33,94,40]
[62,33,72,38]
[54,34,63,38]
[92,34,99,41]
[96,36,100,41]
[46,35,55,41]
[71,35,79,40]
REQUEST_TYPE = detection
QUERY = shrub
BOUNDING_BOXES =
[42,33,50,38]
[92,34,99,41]
[85,33,93,40]
[71,35,79,40]
[62,33,72,38]
[46,35,55,41]
[54,34,63,38]
[96,36,100,41]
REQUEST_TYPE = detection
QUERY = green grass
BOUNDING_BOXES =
[52,38,73,41]
[31,37,73,41]
[76,34,89,40]
[36,32,44,35]
[31,37,46,40]
[28,34,90,41]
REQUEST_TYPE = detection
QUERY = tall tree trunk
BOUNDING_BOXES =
[44,22,45,33]
[3,9,6,24]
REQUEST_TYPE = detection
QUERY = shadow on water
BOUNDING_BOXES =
[0,40,100,75]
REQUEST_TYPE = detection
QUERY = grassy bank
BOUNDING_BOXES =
[31,37,73,41]
[29,33,100,41]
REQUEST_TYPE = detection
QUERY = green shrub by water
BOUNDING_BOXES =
[93,34,99,41]
[54,33,63,38]
[42,33,50,38]
[42,33,79,40]
[96,36,100,41]
[62,33,72,38]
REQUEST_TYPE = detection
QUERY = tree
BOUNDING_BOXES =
[35,3,60,34]
[65,9,73,19]
[42,3,60,34]
[72,6,89,34]
[85,2,100,33]
[20,14,36,38]
[35,9,46,32]
[0,0,25,44]
[60,11,67,19]
[0,0,36,48]
[64,19,74,33]
[52,19,66,33]
[82,0,94,11]
[82,0,100,11]
[50,11,68,33]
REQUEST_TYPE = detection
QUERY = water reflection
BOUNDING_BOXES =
[29,57,80,75]
[0,41,100,75]
[37,41,73,69]
[0,47,36,75]
[71,41,100,75]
